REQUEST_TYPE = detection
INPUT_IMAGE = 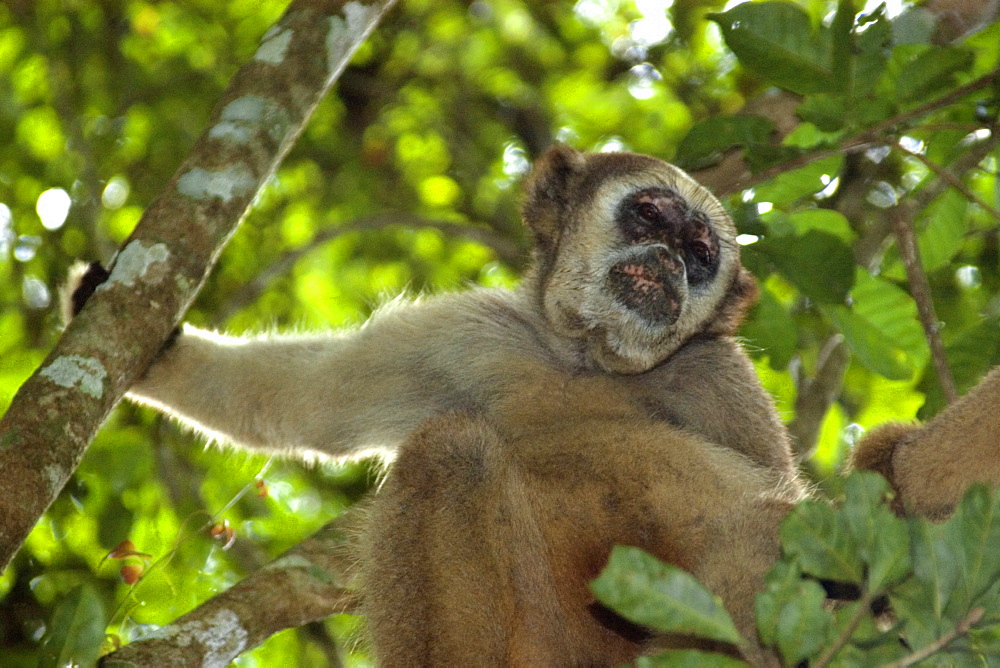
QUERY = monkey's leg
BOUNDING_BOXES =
[360,412,571,667]
[851,366,1000,519]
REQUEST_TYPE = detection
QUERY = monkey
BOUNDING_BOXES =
[64,145,1000,665]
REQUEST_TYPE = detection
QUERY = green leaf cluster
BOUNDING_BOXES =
[594,472,1000,666]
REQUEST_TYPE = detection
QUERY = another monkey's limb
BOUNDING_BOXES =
[850,366,1000,519]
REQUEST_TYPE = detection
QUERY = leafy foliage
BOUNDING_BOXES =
[0,0,998,664]
[596,473,1000,665]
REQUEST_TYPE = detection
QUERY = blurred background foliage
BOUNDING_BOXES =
[0,0,998,664]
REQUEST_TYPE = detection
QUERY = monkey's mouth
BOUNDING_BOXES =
[607,249,684,326]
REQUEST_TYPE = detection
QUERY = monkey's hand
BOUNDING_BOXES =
[59,261,111,327]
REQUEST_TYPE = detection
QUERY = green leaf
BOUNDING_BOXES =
[916,189,969,273]
[591,546,743,645]
[853,7,891,98]
[884,189,970,280]
[830,0,855,95]
[892,516,957,647]
[821,270,927,380]
[780,500,864,584]
[786,209,855,243]
[675,115,773,170]
[636,650,748,667]
[896,47,974,102]
[39,583,106,668]
[754,230,854,304]
[840,472,912,590]
[754,155,844,203]
[943,320,1000,394]
[708,2,838,95]
[740,284,797,369]
[945,485,1000,616]
[797,94,848,132]
[755,560,832,664]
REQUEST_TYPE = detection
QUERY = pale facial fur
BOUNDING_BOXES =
[533,155,743,374]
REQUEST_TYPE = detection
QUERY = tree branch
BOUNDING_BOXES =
[896,139,1000,223]
[701,66,1000,199]
[101,517,360,667]
[813,590,877,668]
[890,205,959,404]
[881,607,984,668]
[0,0,398,571]
[789,335,850,462]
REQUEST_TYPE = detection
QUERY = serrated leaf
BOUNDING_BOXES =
[675,115,773,170]
[708,2,838,95]
[755,231,854,304]
[830,0,854,95]
[821,271,928,380]
[636,650,748,667]
[840,472,912,590]
[40,583,106,668]
[945,485,1000,616]
[780,500,864,584]
[591,546,743,645]
[755,560,832,664]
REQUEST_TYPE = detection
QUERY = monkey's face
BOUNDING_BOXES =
[523,147,757,374]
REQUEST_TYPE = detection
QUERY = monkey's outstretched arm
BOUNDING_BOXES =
[127,319,450,456]
[66,264,522,457]
[851,366,1000,518]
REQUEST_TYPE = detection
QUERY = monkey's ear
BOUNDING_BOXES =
[522,145,586,248]
[708,266,759,336]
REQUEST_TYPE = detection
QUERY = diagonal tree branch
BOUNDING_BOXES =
[890,204,959,404]
[101,517,360,667]
[0,0,399,572]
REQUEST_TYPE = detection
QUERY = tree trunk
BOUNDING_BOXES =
[0,0,397,575]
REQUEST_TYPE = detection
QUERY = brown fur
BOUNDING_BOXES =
[363,362,798,665]
[64,146,1000,664]
[850,367,1000,520]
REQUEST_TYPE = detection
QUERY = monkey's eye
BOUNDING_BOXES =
[689,240,712,265]
[637,202,660,223]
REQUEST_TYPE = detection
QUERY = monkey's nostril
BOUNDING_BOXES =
[607,256,683,326]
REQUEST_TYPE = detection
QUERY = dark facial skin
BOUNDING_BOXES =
[606,187,722,325]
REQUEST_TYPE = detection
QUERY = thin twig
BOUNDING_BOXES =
[880,607,985,668]
[713,66,1000,198]
[896,140,1000,223]
[865,67,1000,138]
[812,590,877,668]
[789,334,850,462]
[890,205,959,404]
[714,139,876,197]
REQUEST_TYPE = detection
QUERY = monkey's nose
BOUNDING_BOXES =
[606,247,686,326]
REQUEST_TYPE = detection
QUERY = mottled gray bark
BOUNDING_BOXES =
[0,0,396,572]
[101,519,358,667]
